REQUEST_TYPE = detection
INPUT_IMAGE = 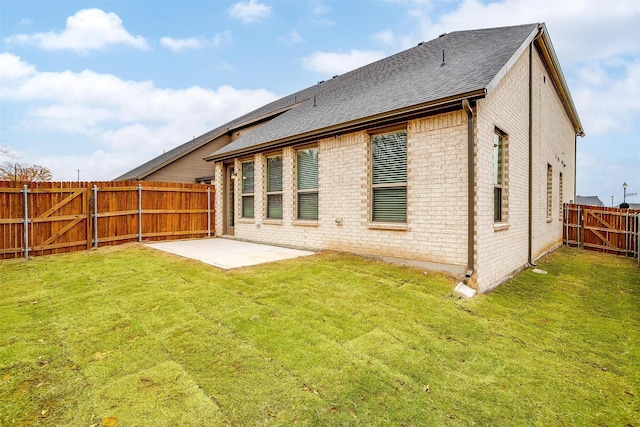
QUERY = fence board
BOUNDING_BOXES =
[563,204,639,265]
[0,180,214,259]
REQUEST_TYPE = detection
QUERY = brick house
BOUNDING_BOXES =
[118,23,584,292]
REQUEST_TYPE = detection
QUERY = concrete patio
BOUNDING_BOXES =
[145,238,315,269]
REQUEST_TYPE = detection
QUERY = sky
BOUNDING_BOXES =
[0,0,638,206]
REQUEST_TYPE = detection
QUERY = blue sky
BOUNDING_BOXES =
[1,0,638,206]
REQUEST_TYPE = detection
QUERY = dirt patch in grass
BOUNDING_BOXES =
[1,245,638,425]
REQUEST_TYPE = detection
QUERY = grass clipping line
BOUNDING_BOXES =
[0,245,638,425]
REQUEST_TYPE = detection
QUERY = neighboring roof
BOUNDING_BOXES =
[621,203,640,210]
[576,195,604,206]
[115,88,309,180]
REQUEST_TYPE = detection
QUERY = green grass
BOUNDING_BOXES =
[1,245,638,426]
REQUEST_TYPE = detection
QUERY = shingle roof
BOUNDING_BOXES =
[115,85,315,180]
[208,23,540,159]
[622,203,640,210]
[120,23,580,178]
[576,195,604,206]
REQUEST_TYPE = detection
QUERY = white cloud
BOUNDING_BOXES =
[372,30,396,46]
[160,31,231,51]
[0,54,279,180]
[0,53,36,80]
[301,50,385,75]
[160,36,203,51]
[228,0,271,23]
[40,150,133,182]
[216,61,235,72]
[212,31,233,47]
[309,1,335,26]
[3,8,149,53]
[311,2,330,16]
[572,60,640,135]
[279,30,304,45]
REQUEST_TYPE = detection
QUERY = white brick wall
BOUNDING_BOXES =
[474,45,576,291]
[212,46,577,291]
[214,112,470,270]
[531,50,576,259]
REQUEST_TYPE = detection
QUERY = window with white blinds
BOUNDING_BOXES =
[241,161,254,218]
[297,147,318,220]
[493,132,504,222]
[266,155,283,219]
[371,131,407,222]
[547,164,553,219]
[558,172,563,221]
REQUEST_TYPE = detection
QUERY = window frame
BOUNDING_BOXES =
[547,163,553,220]
[370,128,408,224]
[265,154,283,220]
[558,171,563,221]
[493,130,506,223]
[241,160,255,219]
[296,146,319,221]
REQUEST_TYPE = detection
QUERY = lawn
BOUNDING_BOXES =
[0,245,638,426]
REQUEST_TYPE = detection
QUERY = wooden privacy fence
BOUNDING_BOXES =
[0,181,214,260]
[563,204,639,265]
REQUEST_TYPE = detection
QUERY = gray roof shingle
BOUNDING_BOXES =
[209,23,540,159]
[115,86,316,180]
[576,195,604,206]
[118,23,546,178]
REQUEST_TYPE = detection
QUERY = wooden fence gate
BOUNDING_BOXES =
[563,204,639,265]
[1,181,214,260]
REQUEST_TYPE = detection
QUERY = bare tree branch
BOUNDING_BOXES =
[0,147,19,159]
[0,162,53,182]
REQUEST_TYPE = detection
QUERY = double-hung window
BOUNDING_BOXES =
[296,147,318,220]
[266,155,283,219]
[547,164,553,219]
[493,131,505,222]
[371,130,407,223]
[241,161,254,218]
[558,172,563,220]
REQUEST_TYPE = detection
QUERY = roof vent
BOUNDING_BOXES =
[332,75,339,79]
[439,33,446,38]
[417,41,425,46]
[441,49,446,67]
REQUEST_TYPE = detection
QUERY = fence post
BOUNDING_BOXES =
[635,213,640,267]
[138,184,143,243]
[624,209,631,256]
[23,185,29,259]
[207,186,211,238]
[563,204,567,246]
[577,205,581,249]
[93,185,98,248]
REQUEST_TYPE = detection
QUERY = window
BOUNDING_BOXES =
[547,164,553,219]
[371,130,407,223]
[558,172,563,220]
[297,147,318,220]
[493,129,506,222]
[266,155,283,219]
[241,161,254,218]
